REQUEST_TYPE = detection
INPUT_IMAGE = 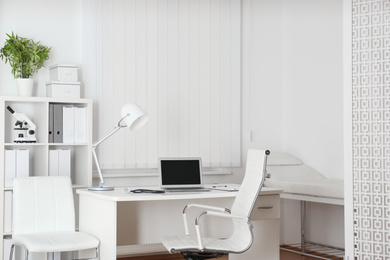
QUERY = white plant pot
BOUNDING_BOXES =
[16,78,34,97]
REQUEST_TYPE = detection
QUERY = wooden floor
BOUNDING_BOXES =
[118,250,321,260]
[280,250,327,260]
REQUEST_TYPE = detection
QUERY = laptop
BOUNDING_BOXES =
[159,157,209,192]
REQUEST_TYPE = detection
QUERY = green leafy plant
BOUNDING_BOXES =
[0,32,51,79]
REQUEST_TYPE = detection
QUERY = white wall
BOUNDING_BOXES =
[242,0,344,181]
[241,0,284,161]
[0,0,82,97]
[282,0,344,180]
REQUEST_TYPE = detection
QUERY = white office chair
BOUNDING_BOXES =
[10,176,99,260]
[162,149,270,260]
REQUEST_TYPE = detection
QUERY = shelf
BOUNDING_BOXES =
[72,184,88,189]
[1,97,93,259]
[49,143,89,146]
[5,143,89,146]
[3,184,88,191]
[5,143,47,146]
[0,96,91,104]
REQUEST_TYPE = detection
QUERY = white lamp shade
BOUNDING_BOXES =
[121,103,149,131]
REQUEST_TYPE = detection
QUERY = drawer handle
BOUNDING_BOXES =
[257,206,273,210]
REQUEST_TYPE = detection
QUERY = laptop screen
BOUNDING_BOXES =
[159,157,203,189]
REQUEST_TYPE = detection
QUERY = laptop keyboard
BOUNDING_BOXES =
[166,188,210,192]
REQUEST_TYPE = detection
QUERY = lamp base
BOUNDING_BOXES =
[88,186,114,191]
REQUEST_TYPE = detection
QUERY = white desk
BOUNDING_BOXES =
[77,185,282,260]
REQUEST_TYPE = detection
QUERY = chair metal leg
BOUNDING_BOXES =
[72,247,100,260]
[95,246,100,260]
[9,244,29,260]
[9,244,14,260]
[24,248,29,260]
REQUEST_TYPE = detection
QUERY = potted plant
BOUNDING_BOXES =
[0,32,51,96]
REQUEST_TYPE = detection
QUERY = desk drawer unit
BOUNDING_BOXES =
[250,195,280,220]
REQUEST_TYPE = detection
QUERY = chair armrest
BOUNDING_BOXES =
[182,204,231,236]
[183,204,230,214]
[194,210,251,250]
[199,210,247,221]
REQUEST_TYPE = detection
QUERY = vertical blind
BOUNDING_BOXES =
[82,0,241,169]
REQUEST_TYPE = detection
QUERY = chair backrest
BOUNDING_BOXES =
[231,149,269,217]
[13,176,75,235]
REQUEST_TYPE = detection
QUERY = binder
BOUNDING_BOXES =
[49,150,59,176]
[16,149,29,178]
[74,107,86,143]
[5,149,29,184]
[63,106,75,143]
[49,149,71,177]
[53,104,63,143]
[3,191,12,233]
[58,149,71,177]
[49,103,54,143]
[4,150,16,188]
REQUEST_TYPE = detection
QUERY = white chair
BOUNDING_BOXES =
[162,149,270,260]
[10,176,99,260]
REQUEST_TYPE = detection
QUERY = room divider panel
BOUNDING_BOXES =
[350,0,390,258]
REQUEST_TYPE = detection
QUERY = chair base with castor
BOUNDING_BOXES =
[181,252,226,260]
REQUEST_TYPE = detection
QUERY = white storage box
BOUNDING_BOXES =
[49,64,78,82]
[46,81,81,98]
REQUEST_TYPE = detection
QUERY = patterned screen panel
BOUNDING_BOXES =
[352,0,390,258]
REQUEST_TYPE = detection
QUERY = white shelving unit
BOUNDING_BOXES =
[0,96,93,259]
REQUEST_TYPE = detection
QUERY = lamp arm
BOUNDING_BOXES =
[92,125,126,187]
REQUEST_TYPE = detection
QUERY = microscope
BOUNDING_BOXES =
[7,106,37,143]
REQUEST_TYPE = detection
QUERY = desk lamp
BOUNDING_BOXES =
[89,103,148,191]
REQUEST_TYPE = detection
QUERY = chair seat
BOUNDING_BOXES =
[13,231,99,253]
[162,235,244,254]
